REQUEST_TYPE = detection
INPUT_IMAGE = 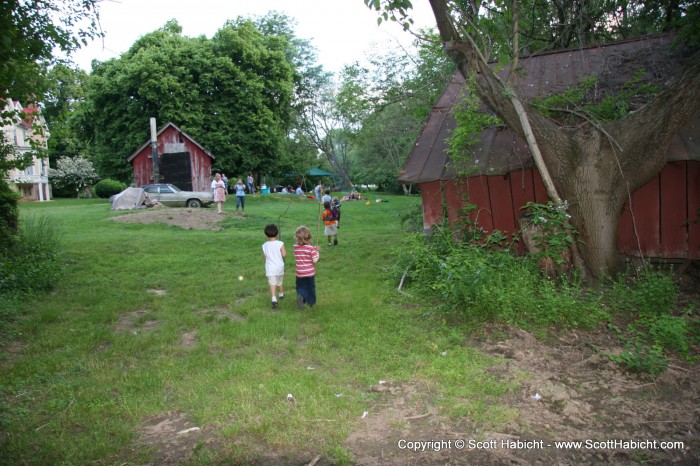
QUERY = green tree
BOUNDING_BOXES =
[0,0,100,244]
[43,64,90,164]
[368,0,700,279]
[339,31,454,192]
[79,19,294,182]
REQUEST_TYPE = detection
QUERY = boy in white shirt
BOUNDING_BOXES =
[262,224,286,309]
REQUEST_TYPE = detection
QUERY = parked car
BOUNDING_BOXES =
[141,184,213,208]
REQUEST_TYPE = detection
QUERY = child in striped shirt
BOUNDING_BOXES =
[293,226,320,310]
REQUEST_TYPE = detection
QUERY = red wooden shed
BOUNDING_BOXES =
[400,35,700,260]
[128,122,215,192]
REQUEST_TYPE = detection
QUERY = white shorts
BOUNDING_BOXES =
[324,224,338,236]
[267,274,284,286]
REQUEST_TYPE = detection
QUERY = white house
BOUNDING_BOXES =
[2,99,51,201]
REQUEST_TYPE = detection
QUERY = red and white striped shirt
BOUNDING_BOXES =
[294,244,319,277]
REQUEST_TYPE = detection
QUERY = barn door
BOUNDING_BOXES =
[160,152,192,191]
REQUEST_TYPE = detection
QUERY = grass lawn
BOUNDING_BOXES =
[0,194,512,464]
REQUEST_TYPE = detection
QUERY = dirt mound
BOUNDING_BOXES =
[111,208,230,230]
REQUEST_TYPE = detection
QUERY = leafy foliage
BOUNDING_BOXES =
[79,19,295,182]
[603,268,698,375]
[43,64,90,163]
[48,157,99,198]
[341,30,455,190]
[520,201,577,265]
[94,179,127,199]
[395,225,607,329]
[532,71,660,124]
[447,76,502,163]
[0,182,20,251]
[0,0,101,168]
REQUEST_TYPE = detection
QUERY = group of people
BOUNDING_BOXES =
[262,223,320,311]
[261,184,342,311]
[210,175,343,310]
[210,173,256,214]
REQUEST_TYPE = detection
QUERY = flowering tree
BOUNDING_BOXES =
[49,157,99,198]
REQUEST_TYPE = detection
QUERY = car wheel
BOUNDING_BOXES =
[186,199,202,208]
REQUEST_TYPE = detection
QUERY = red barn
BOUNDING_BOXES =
[400,35,699,260]
[128,122,215,192]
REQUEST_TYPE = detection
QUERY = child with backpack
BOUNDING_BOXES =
[331,197,341,228]
[322,201,339,246]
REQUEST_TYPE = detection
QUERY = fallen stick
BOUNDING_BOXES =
[405,413,431,421]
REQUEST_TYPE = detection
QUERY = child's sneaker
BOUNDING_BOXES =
[272,301,278,309]
[296,296,304,310]
[279,295,284,301]
[333,239,338,245]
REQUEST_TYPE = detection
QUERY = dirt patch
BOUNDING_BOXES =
[197,306,246,323]
[180,331,196,348]
[111,208,232,231]
[336,327,698,465]
[132,411,213,465]
[114,310,160,334]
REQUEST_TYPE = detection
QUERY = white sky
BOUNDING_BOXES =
[71,0,436,74]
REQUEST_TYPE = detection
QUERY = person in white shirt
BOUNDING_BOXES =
[262,224,286,309]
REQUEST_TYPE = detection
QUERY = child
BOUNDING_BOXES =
[234,178,246,212]
[322,201,338,246]
[331,197,341,228]
[262,224,286,309]
[321,189,332,205]
[294,226,319,310]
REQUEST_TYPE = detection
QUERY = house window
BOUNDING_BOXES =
[15,128,26,147]
[24,164,35,175]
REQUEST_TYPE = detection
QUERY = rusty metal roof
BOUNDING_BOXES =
[399,34,699,184]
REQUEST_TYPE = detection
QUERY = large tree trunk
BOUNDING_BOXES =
[429,0,700,279]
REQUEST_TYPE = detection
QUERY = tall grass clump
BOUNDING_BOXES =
[395,226,607,330]
[0,214,63,299]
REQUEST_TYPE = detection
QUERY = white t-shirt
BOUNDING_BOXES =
[262,240,285,276]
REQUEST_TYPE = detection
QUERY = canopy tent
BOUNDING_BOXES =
[308,167,335,177]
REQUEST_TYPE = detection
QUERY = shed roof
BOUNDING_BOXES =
[127,122,216,162]
[399,34,699,184]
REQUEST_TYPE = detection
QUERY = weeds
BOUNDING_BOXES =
[602,268,698,374]
[395,225,607,330]
[396,221,697,375]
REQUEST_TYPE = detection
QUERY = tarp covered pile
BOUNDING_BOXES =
[110,187,148,210]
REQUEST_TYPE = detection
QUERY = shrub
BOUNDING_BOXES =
[0,180,20,251]
[94,179,126,198]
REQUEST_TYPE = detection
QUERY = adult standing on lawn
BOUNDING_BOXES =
[247,173,255,194]
[234,178,246,213]
[314,182,323,201]
[211,173,227,214]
